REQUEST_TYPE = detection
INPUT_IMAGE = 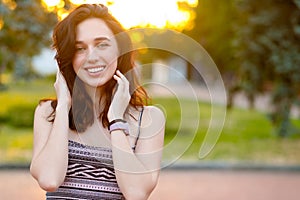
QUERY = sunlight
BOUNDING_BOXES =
[0,17,3,30]
[42,0,61,7]
[41,0,198,31]
[1,0,17,10]
[41,0,65,12]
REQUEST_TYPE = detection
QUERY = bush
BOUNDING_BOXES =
[3,104,35,127]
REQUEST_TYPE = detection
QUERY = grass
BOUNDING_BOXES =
[0,77,55,164]
[154,97,300,165]
[1,76,300,165]
[0,126,33,163]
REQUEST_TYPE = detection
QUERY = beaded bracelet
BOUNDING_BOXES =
[108,119,129,136]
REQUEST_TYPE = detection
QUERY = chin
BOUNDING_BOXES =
[90,79,113,88]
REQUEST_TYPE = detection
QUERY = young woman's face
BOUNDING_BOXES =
[73,18,119,88]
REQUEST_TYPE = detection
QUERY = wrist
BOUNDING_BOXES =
[56,103,71,111]
[108,115,124,122]
[108,119,129,136]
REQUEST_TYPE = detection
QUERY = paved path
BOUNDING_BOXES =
[0,169,300,200]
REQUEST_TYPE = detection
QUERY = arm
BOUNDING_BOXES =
[108,70,165,200]
[30,71,71,192]
[111,106,165,200]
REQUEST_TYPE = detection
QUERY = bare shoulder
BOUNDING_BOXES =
[134,105,165,153]
[141,106,165,132]
[33,100,56,141]
[143,106,165,122]
[32,100,56,160]
[34,100,54,120]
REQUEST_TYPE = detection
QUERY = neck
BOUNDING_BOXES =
[85,84,100,102]
[84,84,105,116]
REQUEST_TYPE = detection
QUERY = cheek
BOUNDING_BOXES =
[110,58,118,68]
[72,55,84,73]
[104,49,119,65]
[107,59,118,77]
[105,50,119,70]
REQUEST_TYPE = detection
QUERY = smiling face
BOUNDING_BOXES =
[72,18,119,88]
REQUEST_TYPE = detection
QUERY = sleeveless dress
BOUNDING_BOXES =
[46,108,144,200]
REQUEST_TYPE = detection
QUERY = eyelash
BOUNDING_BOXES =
[75,42,110,53]
[76,47,85,52]
[97,43,110,48]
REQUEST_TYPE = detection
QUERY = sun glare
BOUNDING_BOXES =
[2,0,17,10]
[41,0,197,31]
[42,0,60,7]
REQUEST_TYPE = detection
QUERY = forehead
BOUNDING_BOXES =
[75,18,114,41]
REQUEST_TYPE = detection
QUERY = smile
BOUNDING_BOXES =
[86,65,106,73]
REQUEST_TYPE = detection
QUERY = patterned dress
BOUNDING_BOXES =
[46,107,144,199]
[46,140,125,199]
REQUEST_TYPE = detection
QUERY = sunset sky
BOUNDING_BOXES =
[41,0,198,31]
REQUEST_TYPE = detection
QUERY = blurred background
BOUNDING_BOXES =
[1,0,300,199]
[1,0,300,166]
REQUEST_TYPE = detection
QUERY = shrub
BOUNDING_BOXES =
[4,104,35,127]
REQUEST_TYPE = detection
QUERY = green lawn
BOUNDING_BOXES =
[0,77,55,164]
[154,97,300,165]
[1,77,300,165]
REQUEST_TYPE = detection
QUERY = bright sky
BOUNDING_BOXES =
[41,0,198,31]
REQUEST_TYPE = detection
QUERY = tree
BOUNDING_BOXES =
[235,0,300,136]
[184,0,239,104]
[185,0,300,137]
[0,0,57,83]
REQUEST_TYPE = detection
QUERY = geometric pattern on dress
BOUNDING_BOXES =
[46,140,124,200]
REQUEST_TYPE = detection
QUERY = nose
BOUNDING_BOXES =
[87,47,99,64]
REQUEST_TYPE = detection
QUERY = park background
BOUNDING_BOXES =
[1,0,300,199]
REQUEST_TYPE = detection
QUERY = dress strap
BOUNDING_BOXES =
[132,107,144,152]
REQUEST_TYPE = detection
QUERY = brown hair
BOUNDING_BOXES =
[43,4,148,132]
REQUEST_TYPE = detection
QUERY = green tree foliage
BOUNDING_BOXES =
[235,0,300,136]
[184,0,238,74]
[294,0,300,8]
[186,0,300,137]
[184,0,239,105]
[0,0,57,81]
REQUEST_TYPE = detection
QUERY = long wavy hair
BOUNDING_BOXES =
[44,4,149,132]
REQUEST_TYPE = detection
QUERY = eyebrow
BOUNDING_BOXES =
[75,37,111,44]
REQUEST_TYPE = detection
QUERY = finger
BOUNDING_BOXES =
[111,83,118,97]
[113,74,121,83]
[115,75,129,94]
[116,70,128,81]
[58,71,67,84]
[116,70,129,88]
[113,74,126,93]
[54,70,60,87]
[56,70,60,80]
[116,70,124,77]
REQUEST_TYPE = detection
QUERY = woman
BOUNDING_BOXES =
[30,4,165,200]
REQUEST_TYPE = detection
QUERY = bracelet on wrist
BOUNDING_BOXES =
[108,119,129,136]
[108,119,127,127]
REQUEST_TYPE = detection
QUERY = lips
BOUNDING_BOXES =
[85,65,106,74]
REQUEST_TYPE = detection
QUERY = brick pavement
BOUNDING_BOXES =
[1,169,300,200]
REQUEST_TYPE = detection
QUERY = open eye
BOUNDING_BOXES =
[96,42,110,49]
[75,46,86,54]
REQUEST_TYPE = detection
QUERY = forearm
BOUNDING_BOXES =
[111,131,158,200]
[30,106,69,191]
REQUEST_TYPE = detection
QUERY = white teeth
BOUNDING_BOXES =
[87,66,105,73]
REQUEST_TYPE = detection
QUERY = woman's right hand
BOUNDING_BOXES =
[54,70,71,110]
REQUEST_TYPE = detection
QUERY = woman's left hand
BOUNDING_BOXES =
[107,70,131,121]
